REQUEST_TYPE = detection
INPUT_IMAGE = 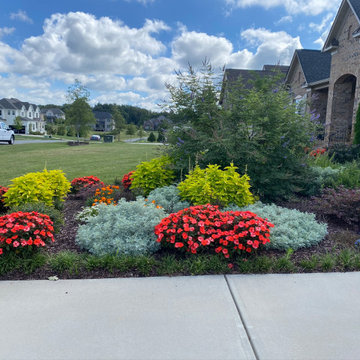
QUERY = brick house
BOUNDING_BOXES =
[286,0,360,145]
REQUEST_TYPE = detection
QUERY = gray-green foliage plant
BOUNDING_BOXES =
[310,166,341,192]
[224,202,328,251]
[75,205,101,223]
[75,198,166,256]
[146,185,190,213]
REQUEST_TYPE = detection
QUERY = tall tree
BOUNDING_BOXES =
[66,80,95,140]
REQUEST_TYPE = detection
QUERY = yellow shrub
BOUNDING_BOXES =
[4,169,71,207]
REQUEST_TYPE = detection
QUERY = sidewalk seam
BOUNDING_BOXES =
[224,275,260,360]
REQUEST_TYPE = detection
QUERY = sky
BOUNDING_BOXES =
[0,0,343,110]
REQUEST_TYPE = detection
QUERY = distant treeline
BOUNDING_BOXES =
[39,103,169,126]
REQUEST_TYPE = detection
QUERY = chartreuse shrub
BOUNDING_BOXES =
[76,198,166,256]
[224,202,328,251]
[177,163,255,207]
[147,185,190,213]
[4,170,70,208]
[0,186,8,213]
[130,156,175,196]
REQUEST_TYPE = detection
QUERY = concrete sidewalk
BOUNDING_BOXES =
[0,273,359,360]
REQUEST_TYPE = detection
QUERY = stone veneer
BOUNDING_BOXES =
[325,6,360,144]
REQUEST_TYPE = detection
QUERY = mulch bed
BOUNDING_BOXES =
[1,193,359,280]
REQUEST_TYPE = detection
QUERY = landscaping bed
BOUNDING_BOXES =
[1,191,359,281]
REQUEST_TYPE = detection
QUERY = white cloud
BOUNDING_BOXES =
[0,27,15,38]
[172,31,233,67]
[309,13,333,32]
[171,27,301,70]
[10,10,33,24]
[275,16,293,25]
[0,10,303,108]
[233,28,302,68]
[124,0,155,5]
[7,12,170,78]
[224,0,341,16]
[311,13,335,48]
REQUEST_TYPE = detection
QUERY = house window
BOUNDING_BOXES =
[348,25,352,40]
[0,110,2,116]
[28,112,32,117]
[298,72,301,82]
[21,112,24,116]
[12,111,15,115]
[8,110,10,115]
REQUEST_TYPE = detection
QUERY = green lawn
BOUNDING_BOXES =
[0,142,162,186]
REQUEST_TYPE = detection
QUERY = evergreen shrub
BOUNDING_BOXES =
[177,163,255,207]
[147,185,190,213]
[327,144,360,163]
[76,198,166,256]
[224,202,328,251]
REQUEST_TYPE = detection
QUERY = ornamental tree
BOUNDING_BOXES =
[66,80,96,140]
[164,61,320,201]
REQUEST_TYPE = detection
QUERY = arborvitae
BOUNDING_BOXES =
[148,132,156,142]
[157,132,165,142]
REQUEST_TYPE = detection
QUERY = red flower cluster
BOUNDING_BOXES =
[155,204,274,259]
[122,171,134,189]
[71,176,104,192]
[0,211,54,255]
[309,148,326,157]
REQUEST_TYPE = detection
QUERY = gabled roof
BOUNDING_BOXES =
[92,111,113,120]
[323,0,360,51]
[0,98,18,110]
[262,65,289,73]
[0,98,39,111]
[223,66,288,89]
[288,49,331,85]
[349,0,360,19]
[41,108,65,116]
[220,65,289,105]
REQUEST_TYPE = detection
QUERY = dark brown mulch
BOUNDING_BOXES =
[1,193,359,280]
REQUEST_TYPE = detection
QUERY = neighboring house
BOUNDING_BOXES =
[286,0,360,145]
[40,108,65,123]
[220,65,289,108]
[92,111,115,132]
[143,115,169,131]
[0,98,45,134]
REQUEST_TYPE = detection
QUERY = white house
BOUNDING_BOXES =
[0,98,45,134]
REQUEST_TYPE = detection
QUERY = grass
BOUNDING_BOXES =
[0,141,161,186]
[1,248,360,279]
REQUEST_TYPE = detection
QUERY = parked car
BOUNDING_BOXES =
[90,134,101,141]
[0,122,15,145]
